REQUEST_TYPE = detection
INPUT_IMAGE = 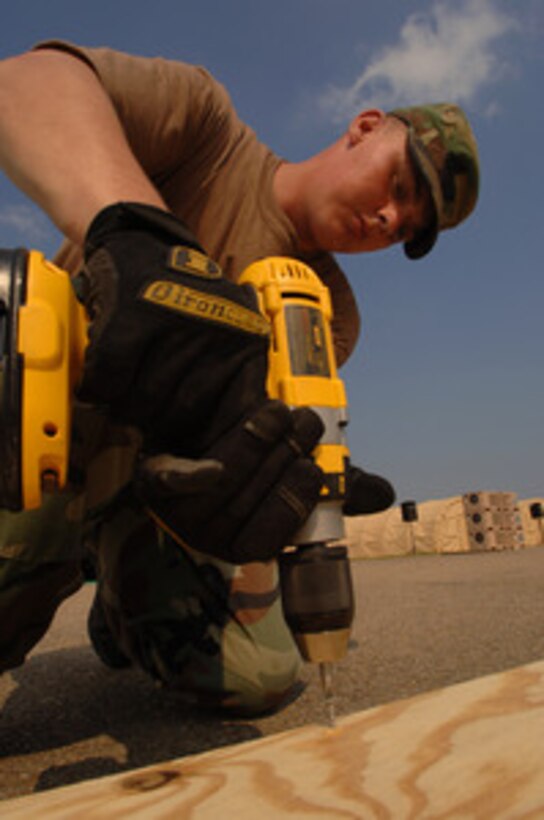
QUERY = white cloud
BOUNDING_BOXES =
[320,0,517,122]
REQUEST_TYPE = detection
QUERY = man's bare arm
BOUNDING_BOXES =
[0,49,165,244]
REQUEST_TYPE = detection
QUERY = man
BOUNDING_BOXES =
[0,44,479,713]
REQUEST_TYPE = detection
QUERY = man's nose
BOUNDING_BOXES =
[377,202,402,240]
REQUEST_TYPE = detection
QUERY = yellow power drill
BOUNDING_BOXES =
[239,257,354,717]
[0,248,354,717]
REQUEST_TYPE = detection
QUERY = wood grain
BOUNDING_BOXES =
[3,660,544,818]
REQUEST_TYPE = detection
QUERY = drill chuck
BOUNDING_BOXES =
[279,542,354,663]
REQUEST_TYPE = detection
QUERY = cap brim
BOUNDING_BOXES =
[403,131,442,260]
[404,214,438,260]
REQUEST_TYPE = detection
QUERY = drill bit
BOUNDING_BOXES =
[319,661,336,727]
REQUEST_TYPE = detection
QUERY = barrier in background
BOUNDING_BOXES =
[400,500,418,554]
[344,493,544,559]
[520,499,544,547]
[462,491,525,552]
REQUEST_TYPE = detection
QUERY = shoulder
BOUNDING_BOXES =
[32,41,232,119]
[33,41,244,179]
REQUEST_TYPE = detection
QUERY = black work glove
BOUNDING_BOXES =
[76,202,270,455]
[343,466,396,515]
[134,401,325,564]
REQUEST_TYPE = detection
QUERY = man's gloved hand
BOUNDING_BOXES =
[343,466,396,516]
[134,401,325,564]
[76,202,270,455]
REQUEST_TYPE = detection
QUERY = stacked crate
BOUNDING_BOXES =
[462,491,525,552]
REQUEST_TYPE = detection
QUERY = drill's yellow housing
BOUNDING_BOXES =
[17,251,87,508]
[240,257,345,405]
[240,257,349,495]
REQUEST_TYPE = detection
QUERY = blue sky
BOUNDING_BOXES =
[1,0,542,504]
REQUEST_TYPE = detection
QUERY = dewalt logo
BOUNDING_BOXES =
[141,280,270,337]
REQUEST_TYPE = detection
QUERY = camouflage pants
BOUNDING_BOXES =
[0,489,301,715]
[0,493,83,673]
[92,494,301,714]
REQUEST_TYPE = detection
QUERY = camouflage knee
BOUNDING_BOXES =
[93,498,301,714]
[217,586,302,715]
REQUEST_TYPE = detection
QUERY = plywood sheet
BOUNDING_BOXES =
[3,660,544,818]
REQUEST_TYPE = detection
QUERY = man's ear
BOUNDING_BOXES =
[347,109,386,146]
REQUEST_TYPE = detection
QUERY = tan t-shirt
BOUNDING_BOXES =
[38,41,360,366]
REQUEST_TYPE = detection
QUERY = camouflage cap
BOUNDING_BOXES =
[389,103,480,259]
